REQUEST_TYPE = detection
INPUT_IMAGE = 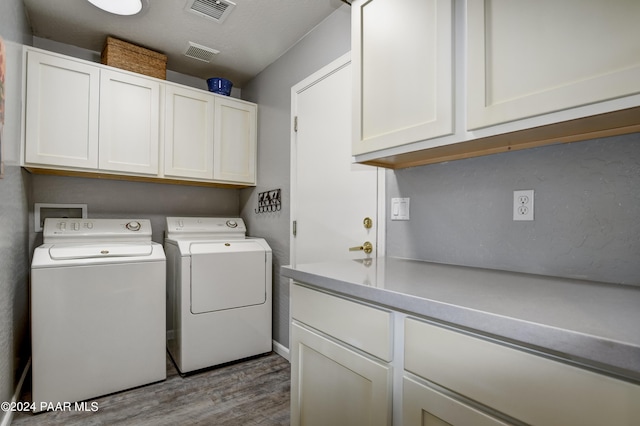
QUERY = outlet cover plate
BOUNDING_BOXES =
[391,198,410,221]
[513,190,534,221]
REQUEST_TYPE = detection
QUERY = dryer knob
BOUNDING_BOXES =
[126,221,142,231]
[226,220,238,228]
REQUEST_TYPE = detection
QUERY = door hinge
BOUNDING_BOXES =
[292,220,297,237]
[294,116,298,132]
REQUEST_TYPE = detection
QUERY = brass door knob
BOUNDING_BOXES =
[349,241,373,254]
[363,217,373,229]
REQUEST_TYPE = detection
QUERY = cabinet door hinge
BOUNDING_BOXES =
[294,116,298,132]
[292,220,297,237]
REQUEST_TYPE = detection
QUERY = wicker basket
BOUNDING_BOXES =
[101,36,167,80]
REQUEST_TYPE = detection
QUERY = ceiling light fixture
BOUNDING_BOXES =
[86,0,145,16]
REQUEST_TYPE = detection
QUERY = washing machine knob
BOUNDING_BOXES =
[126,221,142,231]
[226,220,238,228]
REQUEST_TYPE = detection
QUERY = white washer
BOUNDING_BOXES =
[164,217,272,374]
[30,218,166,411]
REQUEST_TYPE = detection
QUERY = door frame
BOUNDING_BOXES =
[290,51,386,266]
[289,51,386,351]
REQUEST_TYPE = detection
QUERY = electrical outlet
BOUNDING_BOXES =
[513,190,534,221]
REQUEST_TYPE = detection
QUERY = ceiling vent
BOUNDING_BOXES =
[184,42,220,63]
[185,0,236,23]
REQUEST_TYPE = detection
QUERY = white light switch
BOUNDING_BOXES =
[391,198,410,221]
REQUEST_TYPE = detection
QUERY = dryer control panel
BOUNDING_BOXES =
[166,217,247,239]
[43,218,152,243]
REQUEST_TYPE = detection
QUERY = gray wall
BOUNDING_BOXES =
[29,175,239,247]
[0,0,32,405]
[240,5,352,348]
[387,134,640,286]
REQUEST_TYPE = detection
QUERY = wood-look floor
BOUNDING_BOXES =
[12,352,290,426]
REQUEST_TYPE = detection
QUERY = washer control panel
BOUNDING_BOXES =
[43,218,152,243]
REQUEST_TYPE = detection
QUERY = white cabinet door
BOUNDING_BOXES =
[467,0,640,130]
[403,377,510,426]
[352,0,453,155]
[24,50,99,169]
[405,318,640,426]
[290,322,391,426]
[213,96,256,184]
[164,85,214,179]
[98,69,160,175]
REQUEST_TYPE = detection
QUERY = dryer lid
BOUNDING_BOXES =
[49,243,154,260]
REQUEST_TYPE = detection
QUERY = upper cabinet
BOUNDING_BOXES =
[352,0,454,156]
[163,84,256,185]
[99,69,160,175]
[24,50,100,169]
[467,0,640,130]
[352,0,640,168]
[164,84,215,180]
[22,47,258,188]
[213,96,257,185]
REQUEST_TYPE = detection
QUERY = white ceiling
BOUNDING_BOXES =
[22,0,346,88]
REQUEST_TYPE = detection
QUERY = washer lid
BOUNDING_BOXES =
[49,243,154,260]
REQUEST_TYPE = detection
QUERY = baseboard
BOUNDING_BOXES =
[272,340,290,362]
[0,357,31,426]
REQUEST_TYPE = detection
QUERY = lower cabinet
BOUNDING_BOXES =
[290,323,391,426]
[290,282,640,426]
[405,318,640,426]
[290,284,392,426]
[403,376,509,426]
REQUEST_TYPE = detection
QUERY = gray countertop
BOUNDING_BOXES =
[281,257,640,383]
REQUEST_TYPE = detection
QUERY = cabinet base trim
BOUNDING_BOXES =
[359,106,640,169]
[23,167,253,189]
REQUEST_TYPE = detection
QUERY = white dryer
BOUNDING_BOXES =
[164,217,272,374]
[30,218,166,411]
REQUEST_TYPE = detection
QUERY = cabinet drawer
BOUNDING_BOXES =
[291,284,392,361]
[405,318,640,426]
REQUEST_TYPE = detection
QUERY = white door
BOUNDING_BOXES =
[291,52,382,266]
